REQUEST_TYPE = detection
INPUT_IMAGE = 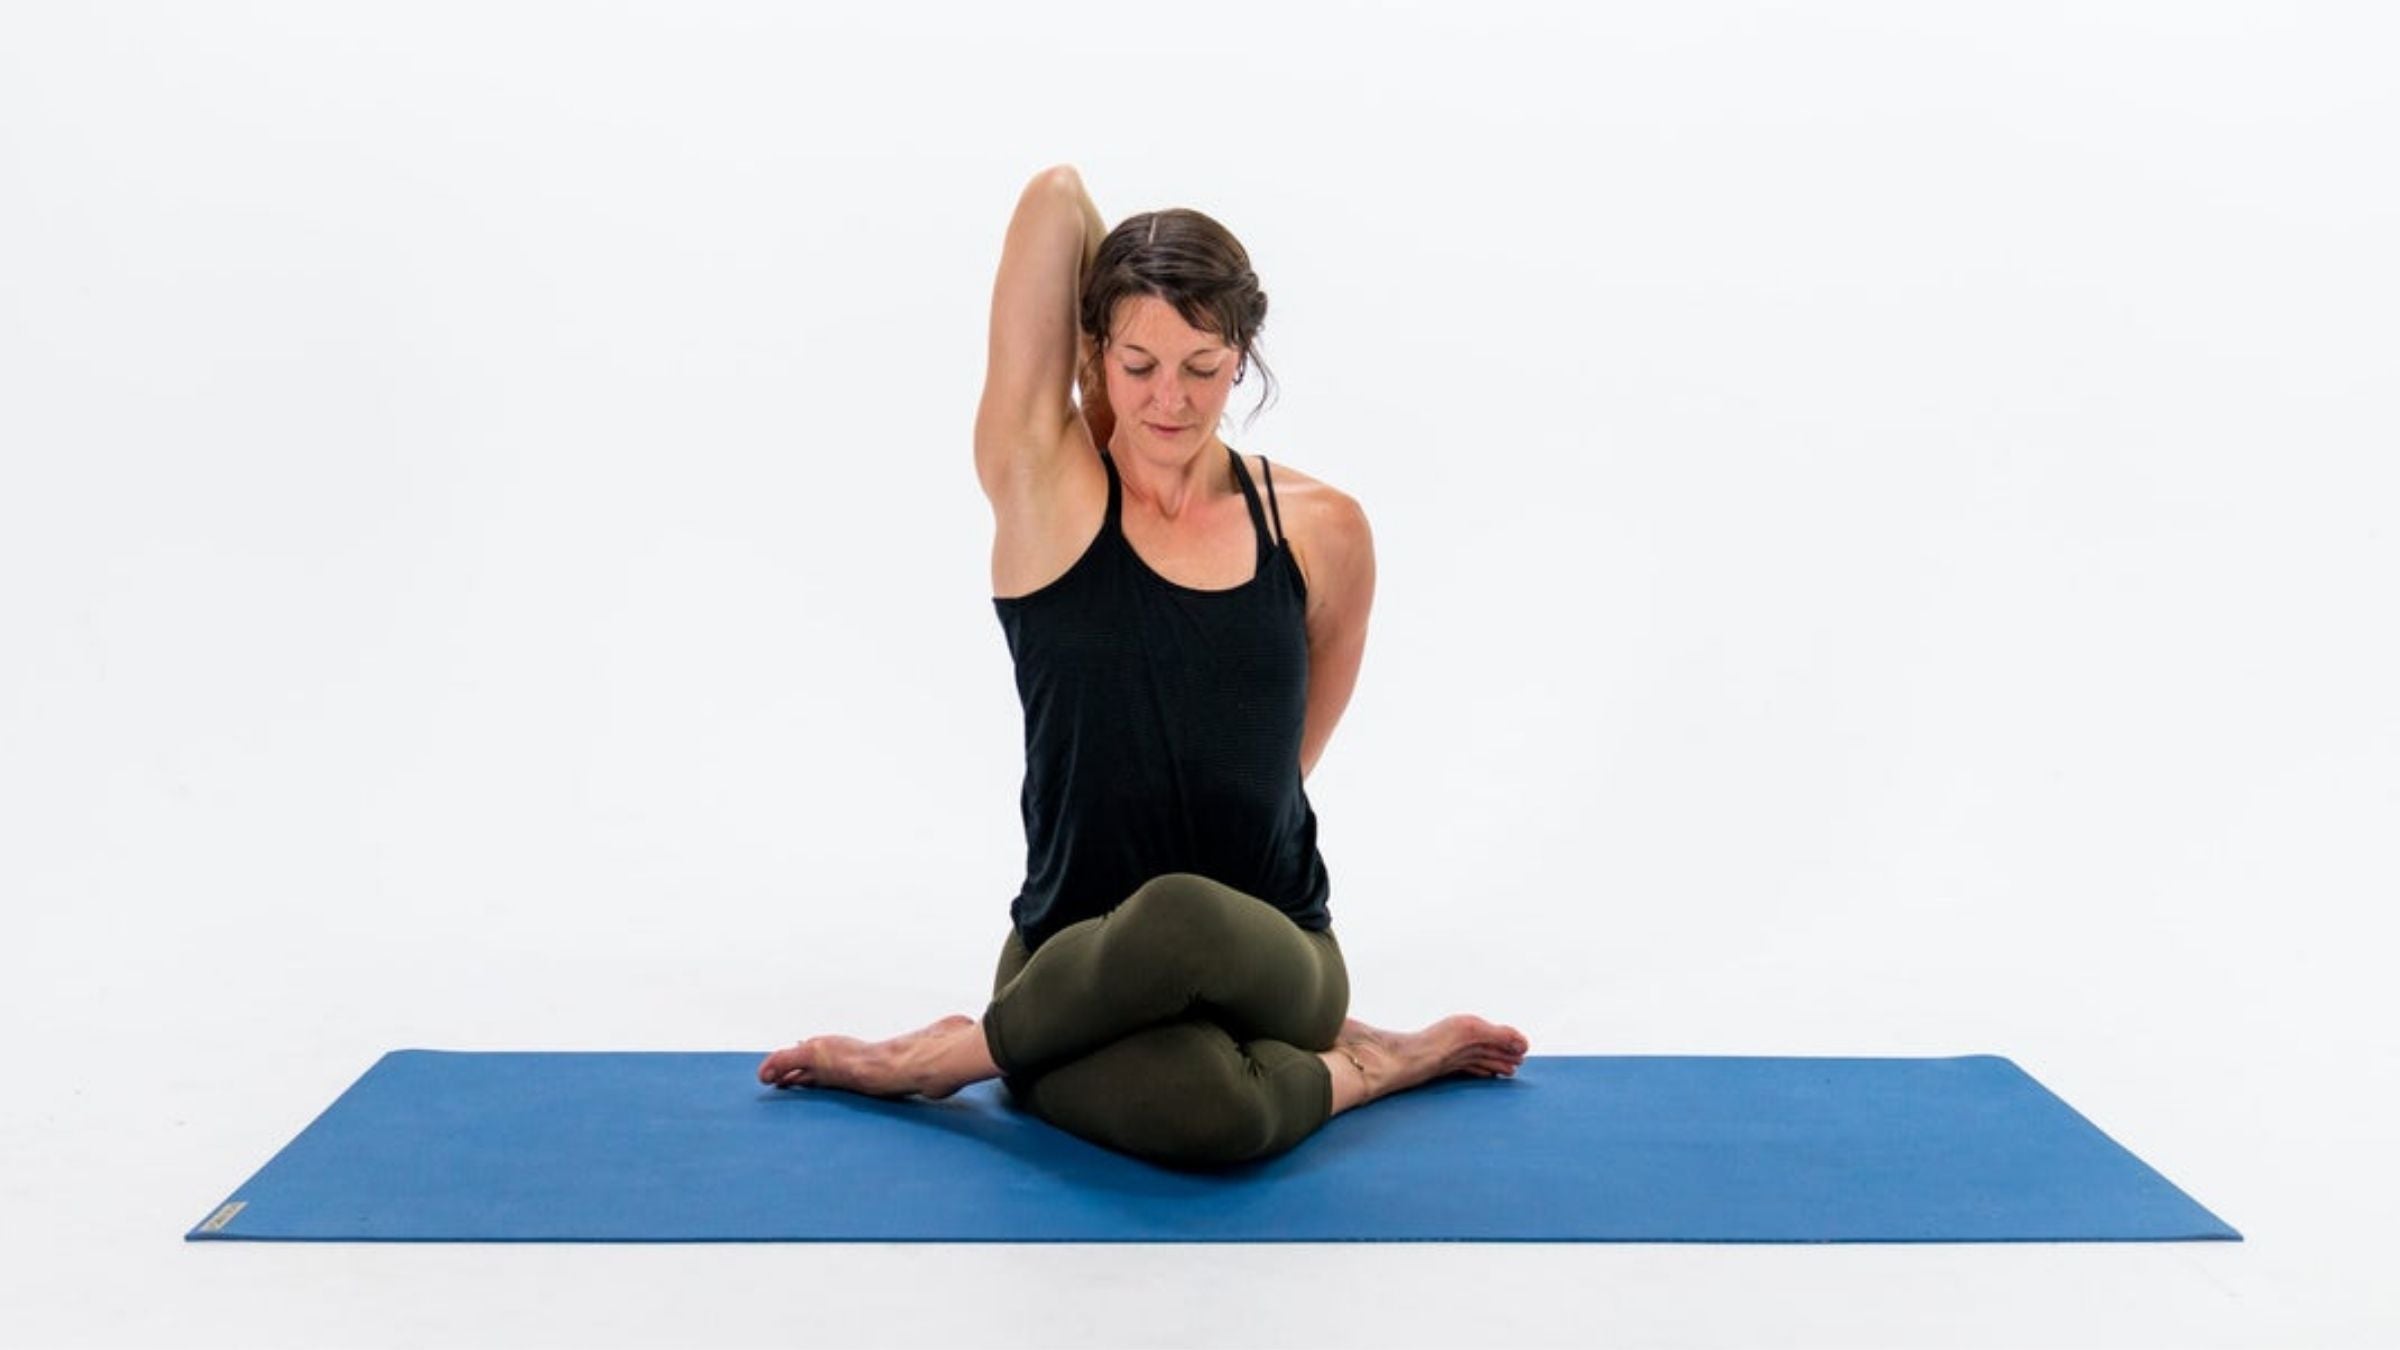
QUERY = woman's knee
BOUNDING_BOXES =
[1122,872,1221,917]
[1107,1063,1282,1168]
[1111,873,1259,957]
[1025,1022,1287,1168]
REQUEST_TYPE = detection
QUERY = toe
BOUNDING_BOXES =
[759,1044,812,1082]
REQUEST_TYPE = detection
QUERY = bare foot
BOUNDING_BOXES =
[1328,1015,1529,1112]
[755,1014,996,1100]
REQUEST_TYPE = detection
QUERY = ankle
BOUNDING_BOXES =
[1337,1041,1381,1102]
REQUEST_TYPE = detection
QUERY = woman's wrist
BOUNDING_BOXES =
[1080,388,1116,447]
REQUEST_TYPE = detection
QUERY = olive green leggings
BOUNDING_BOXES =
[983,872,1349,1169]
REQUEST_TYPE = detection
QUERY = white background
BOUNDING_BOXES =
[4,2,2394,1346]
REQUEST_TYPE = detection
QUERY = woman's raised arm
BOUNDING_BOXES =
[974,165,1105,502]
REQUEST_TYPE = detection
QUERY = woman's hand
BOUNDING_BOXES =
[1076,331,1116,449]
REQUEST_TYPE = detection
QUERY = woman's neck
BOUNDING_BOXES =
[1110,433,1231,523]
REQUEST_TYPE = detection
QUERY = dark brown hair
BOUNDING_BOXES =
[1079,208,1279,429]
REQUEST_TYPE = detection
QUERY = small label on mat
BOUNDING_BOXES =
[199,1201,247,1233]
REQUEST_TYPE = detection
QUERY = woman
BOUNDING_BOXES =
[756,165,1527,1168]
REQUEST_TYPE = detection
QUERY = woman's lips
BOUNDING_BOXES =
[1146,423,1185,434]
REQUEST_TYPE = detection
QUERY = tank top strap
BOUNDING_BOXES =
[1261,456,1285,546]
[1225,445,1274,564]
[1098,444,1124,532]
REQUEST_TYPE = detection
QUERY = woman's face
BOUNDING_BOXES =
[1102,294,1238,455]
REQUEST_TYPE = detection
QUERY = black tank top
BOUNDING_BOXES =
[993,443,1332,951]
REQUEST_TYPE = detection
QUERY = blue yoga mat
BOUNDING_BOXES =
[187,1051,2236,1243]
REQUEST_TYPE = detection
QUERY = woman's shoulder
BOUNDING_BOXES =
[1241,452,1371,597]
[1245,452,1368,534]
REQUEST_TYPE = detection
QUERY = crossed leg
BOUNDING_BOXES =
[1007,1016,1339,1166]
[756,872,1528,1166]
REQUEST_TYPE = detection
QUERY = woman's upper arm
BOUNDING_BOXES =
[974,166,1092,500]
[1300,490,1377,780]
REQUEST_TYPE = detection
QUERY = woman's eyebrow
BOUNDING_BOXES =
[1120,344,1226,358]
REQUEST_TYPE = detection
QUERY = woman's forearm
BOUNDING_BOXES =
[1069,174,1116,448]
[1070,171,1105,272]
